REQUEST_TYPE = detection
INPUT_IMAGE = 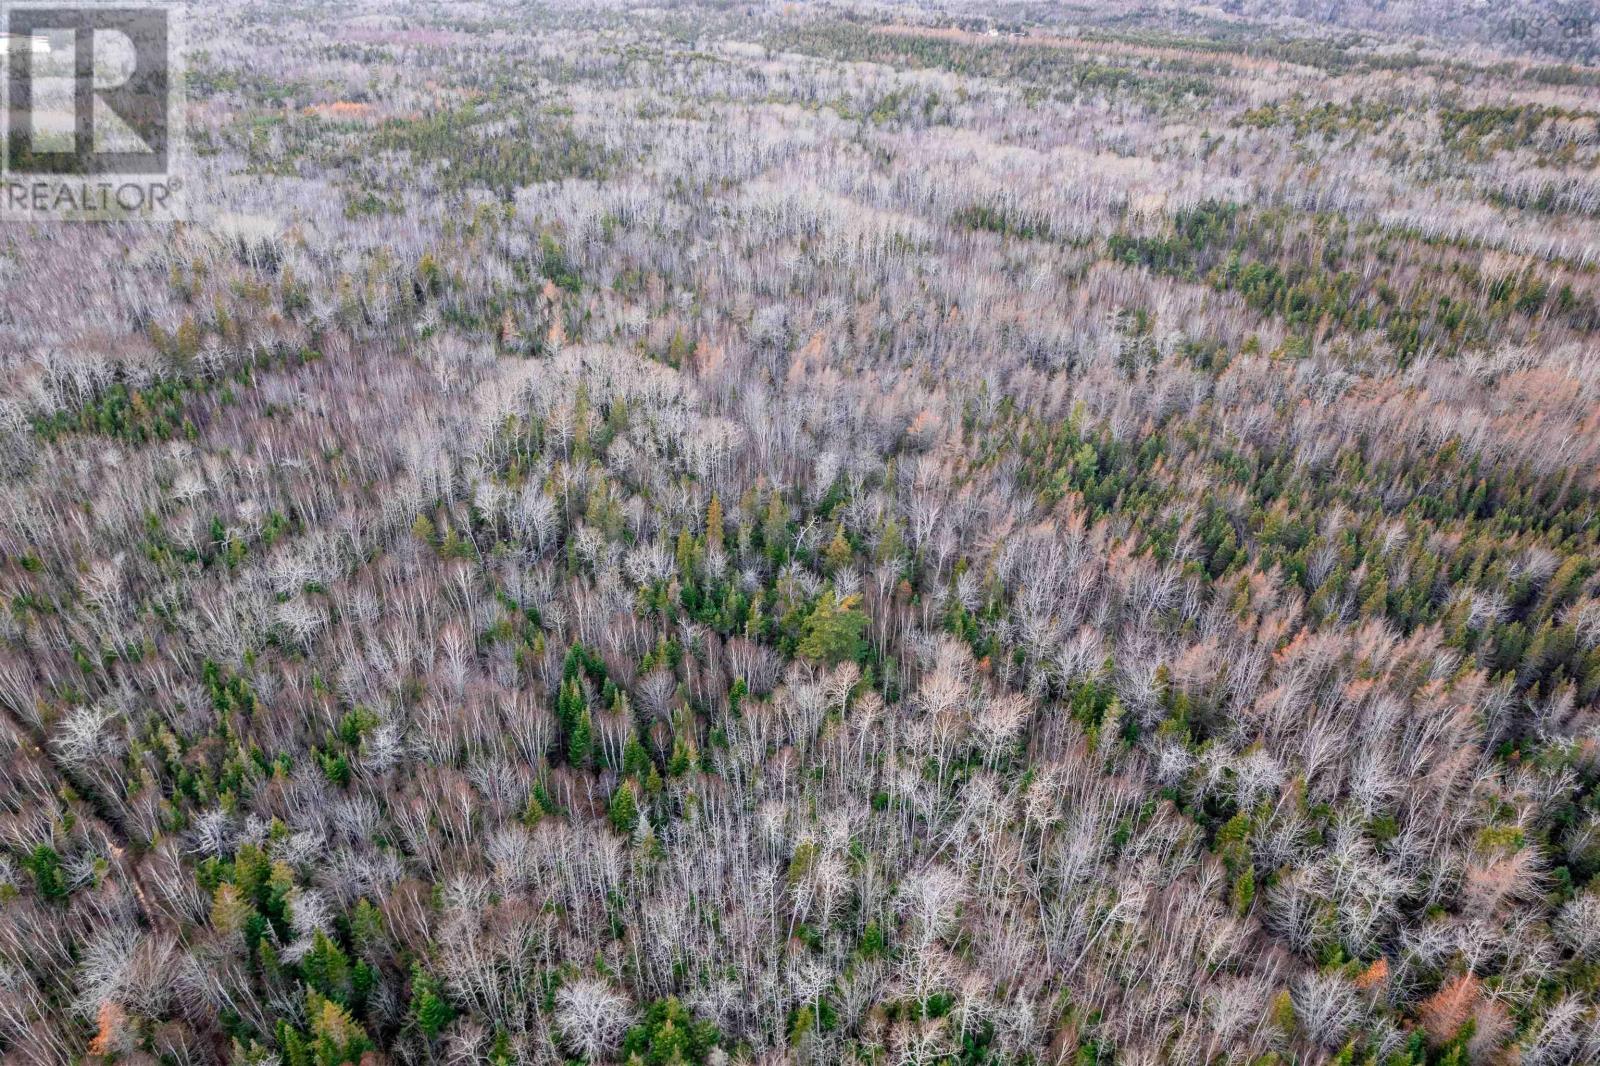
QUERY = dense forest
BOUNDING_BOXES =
[2,1,1600,1064]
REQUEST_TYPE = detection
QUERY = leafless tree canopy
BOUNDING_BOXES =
[1,1,1599,1064]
